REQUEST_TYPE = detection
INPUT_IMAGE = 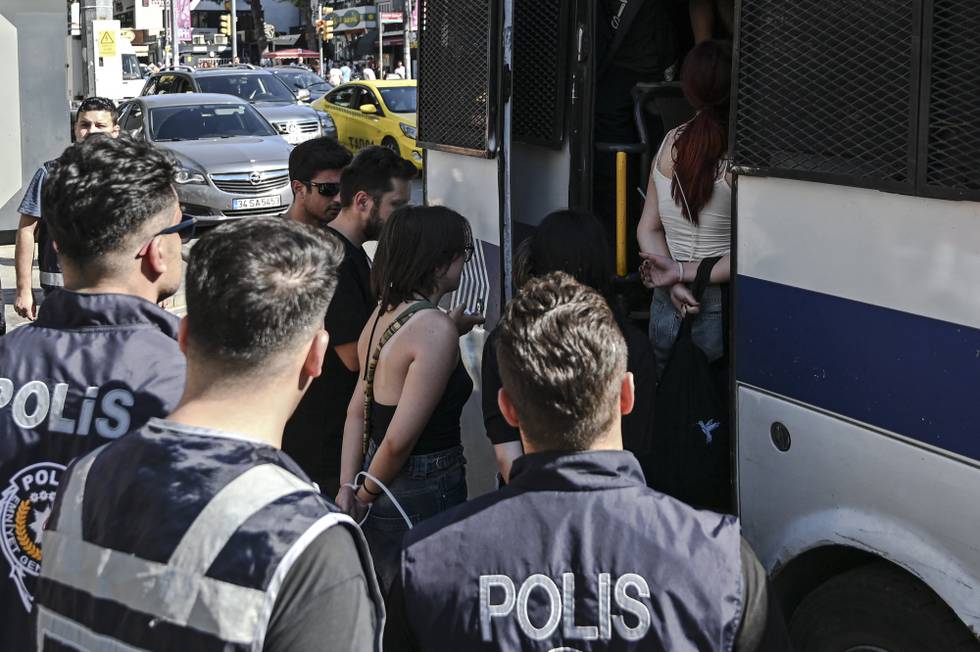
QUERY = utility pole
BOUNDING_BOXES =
[231,0,238,61]
[170,0,180,65]
[81,0,113,96]
[402,0,413,79]
[379,15,384,76]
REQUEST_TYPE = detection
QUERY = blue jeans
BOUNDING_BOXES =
[649,284,725,378]
[361,440,467,593]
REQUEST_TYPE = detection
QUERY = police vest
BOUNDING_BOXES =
[0,291,184,652]
[400,450,744,651]
[34,419,383,650]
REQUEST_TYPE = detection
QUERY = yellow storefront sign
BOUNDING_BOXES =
[98,30,116,57]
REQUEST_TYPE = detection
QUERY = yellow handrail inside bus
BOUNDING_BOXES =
[616,151,627,277]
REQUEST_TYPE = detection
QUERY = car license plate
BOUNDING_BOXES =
[232,195,281,210]
[284,131,316,145]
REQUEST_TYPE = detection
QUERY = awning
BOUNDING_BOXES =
[270,34,301,48]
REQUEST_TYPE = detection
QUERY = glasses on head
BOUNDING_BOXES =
[155,216,198,244]
[463,244,475,263]
[306,181,341,197]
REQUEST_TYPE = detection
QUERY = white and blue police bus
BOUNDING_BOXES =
[414,0,980,647]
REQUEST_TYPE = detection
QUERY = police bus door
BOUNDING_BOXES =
[417,0,591,496]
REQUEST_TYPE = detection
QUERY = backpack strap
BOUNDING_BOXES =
[361,301,436,455]
[599,0,648,76]
[678,256,722,339]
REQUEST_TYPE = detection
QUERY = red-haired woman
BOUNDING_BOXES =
[637,40,732,374]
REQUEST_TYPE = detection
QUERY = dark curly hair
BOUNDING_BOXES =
[42,135,176,266]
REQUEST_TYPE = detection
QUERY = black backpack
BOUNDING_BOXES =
[647,256,731,512]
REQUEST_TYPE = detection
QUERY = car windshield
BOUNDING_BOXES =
[276,70,327,90]
[122,54,142,81]
[379,86,417,113]
[149,104,277,141]
[196,73,296,102]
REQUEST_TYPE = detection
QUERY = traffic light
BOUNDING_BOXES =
[219,13,232,36]
[321,7,334,40]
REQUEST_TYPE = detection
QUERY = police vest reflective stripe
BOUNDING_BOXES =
[36,442,359,651]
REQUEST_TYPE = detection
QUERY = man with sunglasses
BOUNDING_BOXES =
[283,146,415,496]
[285,136,353,228]
[0,135,187,651]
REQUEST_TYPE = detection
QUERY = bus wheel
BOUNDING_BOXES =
[789,562,980,652]
[382,137,400,155]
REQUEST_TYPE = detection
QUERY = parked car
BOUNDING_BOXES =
[140,67,336,144]
[269,65,333,103]
[118,94,295,222]
[312,79,421,169]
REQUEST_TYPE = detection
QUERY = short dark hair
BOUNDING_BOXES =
[76,96,120,125]
[495,272,628,451]
[185,218,344,373]
[288,137,352,184]
[371,205,471,313]
[42,135,176,266]
[520,209,613,297]
[339,146,416,208]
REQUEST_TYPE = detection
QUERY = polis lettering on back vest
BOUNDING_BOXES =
[480,573,652,643]
[0,378,135,438]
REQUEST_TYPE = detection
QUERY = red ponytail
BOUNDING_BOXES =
[671,41,732,226]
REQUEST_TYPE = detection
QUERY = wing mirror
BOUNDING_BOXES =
[359,104,378,115]
[296,88,312,102]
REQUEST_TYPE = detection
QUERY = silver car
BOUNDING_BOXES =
[139,67,337,145]
[118,94,295,222]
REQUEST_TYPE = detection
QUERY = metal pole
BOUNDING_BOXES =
[171,0,180,65]
[403,0,412,79]
[231,0,238,61]
[379,19,384,77]
[82,0,113,96]
[318,4,325,75]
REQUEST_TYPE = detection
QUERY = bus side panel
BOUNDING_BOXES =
[735,175,980,631]
[425,148,503,497]
[738,386,980,633]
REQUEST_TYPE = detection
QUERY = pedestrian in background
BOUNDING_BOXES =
[34,218,385,651]
[13,96,120,320]
[337,206,481,593]
[341,61,353,83]
[0,135,187,651]
[285,136,352,228]
[284,146,415,496]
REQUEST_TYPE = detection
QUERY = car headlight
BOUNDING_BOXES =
[399,123,417,140]
[174,167,207,185]
[317,110,336,134]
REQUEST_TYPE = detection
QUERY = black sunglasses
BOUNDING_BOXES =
[155,216,198,244]
[306,181,342,197]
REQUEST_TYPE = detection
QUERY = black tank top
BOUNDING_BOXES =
[370,356,473,455]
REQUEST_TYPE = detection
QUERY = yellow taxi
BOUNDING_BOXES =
[311,79,422,169]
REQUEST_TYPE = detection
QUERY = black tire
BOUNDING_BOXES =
[381,136,400,155]
[789,562,980,652]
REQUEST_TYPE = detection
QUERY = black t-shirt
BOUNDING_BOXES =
[482,308,656,455]
[600,0,678,75]
[283,227,373,495]
[265,525,380,652]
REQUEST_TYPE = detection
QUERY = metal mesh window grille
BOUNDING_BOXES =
[512,0,568,147]
[417,0,497,156]
[921,0,980,197]
[733,0,918,190]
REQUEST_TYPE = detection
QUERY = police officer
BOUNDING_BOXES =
[0,135,186,651]
[34,218,385,651]
[386,272,790,650]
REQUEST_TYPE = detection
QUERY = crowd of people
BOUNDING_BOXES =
[0,31,790,650]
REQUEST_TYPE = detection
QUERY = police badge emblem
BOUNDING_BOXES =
[1,462,64,611]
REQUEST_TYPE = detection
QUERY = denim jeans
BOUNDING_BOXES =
[649,284,724,378]
[361,440,467,593]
